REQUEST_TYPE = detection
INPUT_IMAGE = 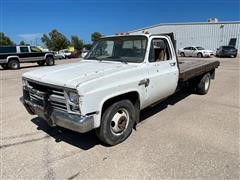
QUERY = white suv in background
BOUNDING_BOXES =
[178,46,214,58]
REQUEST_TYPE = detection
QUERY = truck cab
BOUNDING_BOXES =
[21,33,219,145]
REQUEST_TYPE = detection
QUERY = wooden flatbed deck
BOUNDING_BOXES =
[178,59,220,81]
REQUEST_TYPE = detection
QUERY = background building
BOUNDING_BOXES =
[129,19,240,53]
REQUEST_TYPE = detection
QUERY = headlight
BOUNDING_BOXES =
[22,79,28,87]
[68,91,79,104]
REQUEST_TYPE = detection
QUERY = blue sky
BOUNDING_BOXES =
[1,0,239,45]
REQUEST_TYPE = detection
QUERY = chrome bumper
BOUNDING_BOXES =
[20,97,95,133]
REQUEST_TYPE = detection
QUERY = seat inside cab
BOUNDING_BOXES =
[151,39,171,62]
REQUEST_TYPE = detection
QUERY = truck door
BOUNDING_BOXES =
[18,46,31,62]
[188,47,195,56]
[29,46,45,61]
[191,47,198,57]
[145,37,179,105]
[184,47,191,56]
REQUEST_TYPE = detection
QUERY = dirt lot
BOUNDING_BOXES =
[1,57,239,179]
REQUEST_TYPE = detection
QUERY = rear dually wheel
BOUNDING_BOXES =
[195,73,211,95]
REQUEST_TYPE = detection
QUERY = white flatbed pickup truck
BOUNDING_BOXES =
[20,33,220,145]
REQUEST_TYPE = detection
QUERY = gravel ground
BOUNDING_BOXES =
[0,57,239,179]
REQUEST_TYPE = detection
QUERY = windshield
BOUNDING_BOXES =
[196,47,204,50]
[85,36,147,63]
[30,46,42,52]
[222,46,235,50]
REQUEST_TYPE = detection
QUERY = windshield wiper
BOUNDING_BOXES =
[103,56,128,64]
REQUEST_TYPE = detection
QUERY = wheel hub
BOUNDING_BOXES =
[118,116,127,130]
[13,62,17,68]
[204,77,210,90]
[110,108,129,135]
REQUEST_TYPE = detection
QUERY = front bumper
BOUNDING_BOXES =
[20,97,95,133]
[203,53,214,57]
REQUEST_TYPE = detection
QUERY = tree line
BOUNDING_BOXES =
[0,30,103,53]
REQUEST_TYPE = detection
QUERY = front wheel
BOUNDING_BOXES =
[197,53,203,58]
[45,56,55,66]
[96,100,135,146]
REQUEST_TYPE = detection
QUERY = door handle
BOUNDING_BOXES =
[138,78,150,87]
[170,62,176,66]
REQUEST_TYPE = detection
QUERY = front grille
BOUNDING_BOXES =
[27,81,67,111]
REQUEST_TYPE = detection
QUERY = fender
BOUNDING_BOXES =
[7,56,20,62]
[92,89,141,128]
[44,53,54,59]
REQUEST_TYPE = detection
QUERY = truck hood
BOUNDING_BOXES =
[23,60,136,88]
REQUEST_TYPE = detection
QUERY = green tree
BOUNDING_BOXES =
[0,32,14,45]
[41,29,70,51]
[71,35,83,52]
[83,43,93,50]
[19,40,26,45]
[91,32,102,42]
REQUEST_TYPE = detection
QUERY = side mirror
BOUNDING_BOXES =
[217,48,219,50]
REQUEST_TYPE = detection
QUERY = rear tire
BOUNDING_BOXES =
[37,61,45,66]
[180,52,185,57]
[45,56,55,66]
[8,59,20,70]
[195,73,211,95]
[1,64,8,69]
[96,100,135,146]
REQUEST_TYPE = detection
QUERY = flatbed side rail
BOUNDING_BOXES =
[179,61,220,82]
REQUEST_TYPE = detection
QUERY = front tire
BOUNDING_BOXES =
[197,53,203,58]
[96,100,135,146]
[195,73,211,95]
[45,56,55,66]
[8,59,20,70]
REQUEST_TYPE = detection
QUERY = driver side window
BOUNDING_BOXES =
[149,38,171,63]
